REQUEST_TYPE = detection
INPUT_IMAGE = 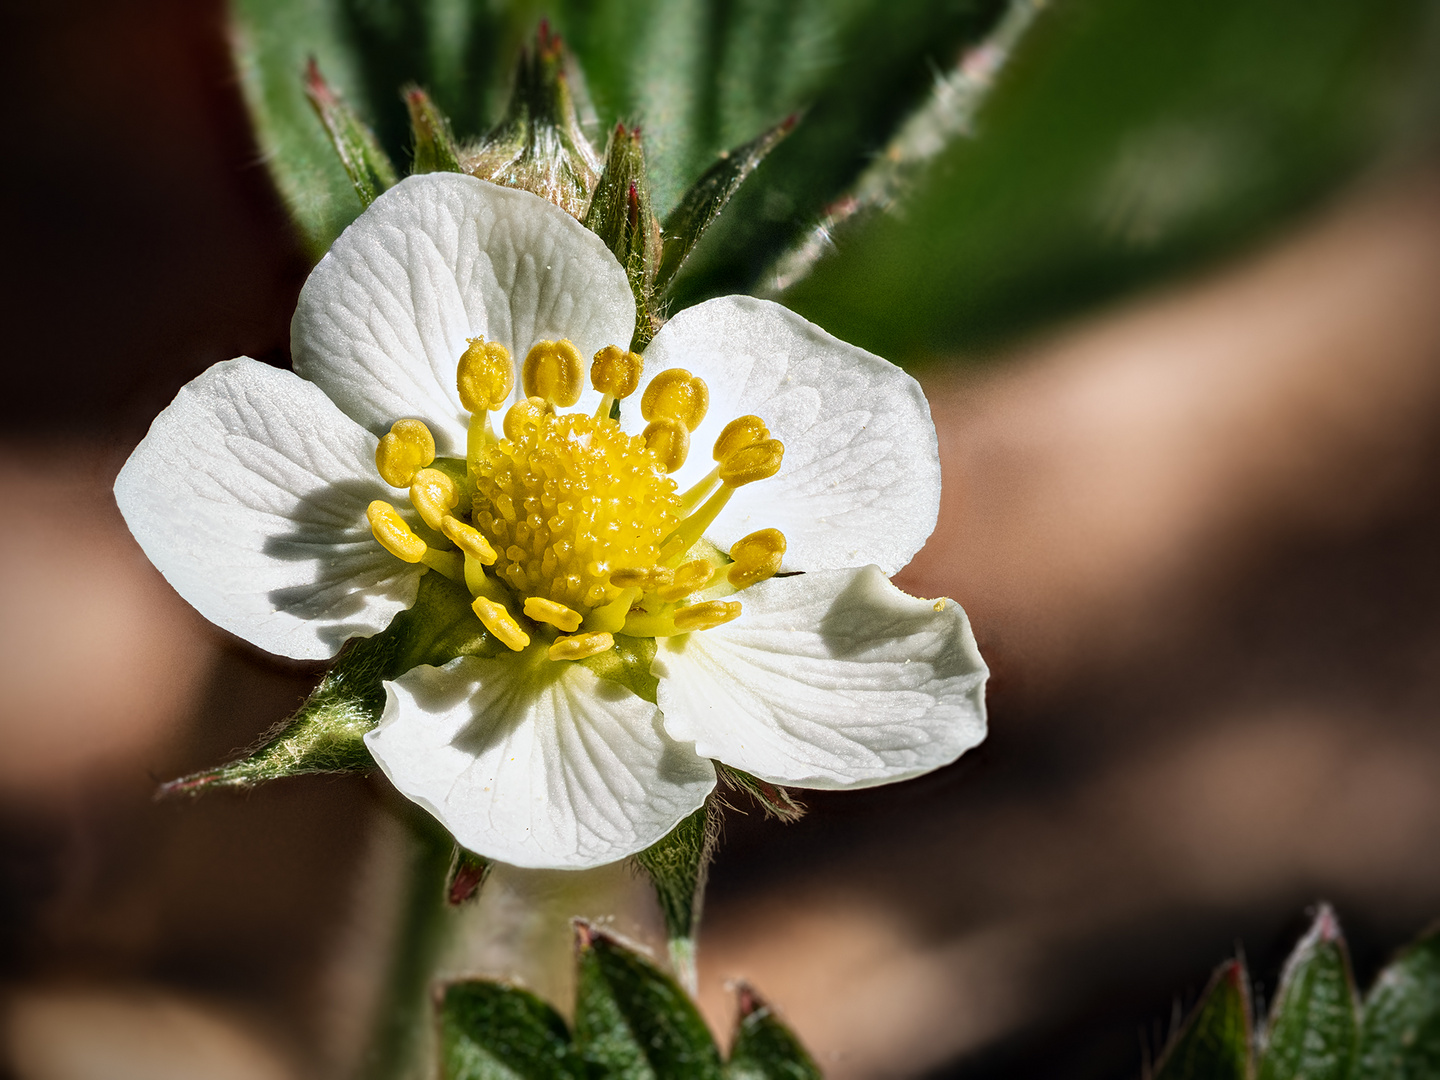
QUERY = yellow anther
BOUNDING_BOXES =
[503,396,557,442]
[409,468,458,531]
[641,368,709,431]
[548,631,615,661]
[643,418,690,474]
[673,600,742,632]
[375,419,436,487]
[932,599,947,612]
[719,438,784,486]
[713,415,769,463]
[590,345,643,399]
[472,596,530,652]
[523,597,584,633]
[658,559,714,601]
[728,528,786,589]
[441,516,497,564]
[610,566,674,591]
[522,339,584,406]
[367,500,427,563]
[457,337,515,413]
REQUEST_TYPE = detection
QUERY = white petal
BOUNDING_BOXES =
[114,358,423,661]
[292,174,636,456]
[634,296,940,574]
[367,655,716,869]
[654,566,986,788]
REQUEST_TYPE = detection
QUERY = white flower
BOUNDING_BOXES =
[116,173,987,870]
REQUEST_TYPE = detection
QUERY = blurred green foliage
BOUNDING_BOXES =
[232,0,1440,364]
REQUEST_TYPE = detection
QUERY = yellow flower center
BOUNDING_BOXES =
[366,336,788,662]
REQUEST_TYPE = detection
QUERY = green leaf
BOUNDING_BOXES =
[725,983,822,1080]
[1154,959,1253,1080]
[305,58,398,209]
[158,572,496,794]
[779,0,1440,364]
[574,924,723,1080]
[1257,906,1358,1080]
[583,124,663,349]
[632,804,714,989]
[655,115,796,299]
[1353,926,1440,1080]
[406,86,463,174]
[440,980,584,1080]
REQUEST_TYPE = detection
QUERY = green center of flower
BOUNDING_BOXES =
[365,336,788,663]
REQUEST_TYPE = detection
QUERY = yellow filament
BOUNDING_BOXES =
[657,559,714,601]
[643,418,690,473]
[719,438,784,486]
[441,517,497,564]
[367,501,427,563]
[585,588,638,633]
[591,345,643,399]
[420,548,464,582]
[523,597,584,633]
[641,369,709,431]
[548,631,614,661]
[661,484,734,565]
[410,468,458,531]
[473,596,530,651]
[713,415,769,462]
[673,600,741,632]
[375,419,436,487]
[522,340,583,406]
[727,528,786,589]
[679,466,721,514]
[503,396,557,442]
[457,338,514,413]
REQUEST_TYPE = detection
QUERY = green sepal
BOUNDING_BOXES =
[656,116,796,300]
[583,124,663,350]
[1258,905,1357,1080]
[1354,925,1440,1079]
[632,803,715,989]
[158,572,498,795]
[445,845,493,907]
[304,58,397,209]
[717,764,806,824]
[406,86,463,175]
[1154,959,1253,1080]
[725,983,822,1080]
[466,22,601,221]
[574,923,723,1079]
[439,979,584,1080]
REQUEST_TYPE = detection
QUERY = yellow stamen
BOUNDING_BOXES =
[719,438,784,486]
[503,396,557,442]
[591,345,643,399]
[728,528,786,589]
[657,559,714,601]
[367,500,427,563]
[661,484,734,564]
[420,548,464,582]
[523,596,584,633]
[643,418,690,473]
[441,517,497,564]
[641,368,709,431]
[610,566,674,591]
[472,596,530,651]
[409,468,458,531]
[713,415,769,462]
[679,465,721,514]
[457,337,514,413]
[375,419,435,487]
[673,600,741,632]
[584,588,638,633]
[522,340,583,406]
[548,631,614,661]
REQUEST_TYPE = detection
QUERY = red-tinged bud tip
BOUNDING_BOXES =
[781,112,800,133]
[447,861,486,906]
[735,981,765,1018]
[304,57,334,102]
[574,919,597,950]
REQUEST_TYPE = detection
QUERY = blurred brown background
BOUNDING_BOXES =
[4,1,1440,1078]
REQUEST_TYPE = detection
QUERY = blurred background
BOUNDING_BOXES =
[4,0,1440,1077]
